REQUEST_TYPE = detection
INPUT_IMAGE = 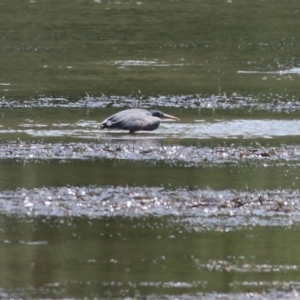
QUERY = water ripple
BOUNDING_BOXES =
[1,93,300,112]
[0,141,300,164]
[1,186,300,228]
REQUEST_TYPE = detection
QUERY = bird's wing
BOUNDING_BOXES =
[101,109,151,129]
[123,115,161,132]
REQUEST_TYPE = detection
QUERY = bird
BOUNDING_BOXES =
[100,108,179,133]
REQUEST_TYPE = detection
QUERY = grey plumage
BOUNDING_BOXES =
[100,108,179,133]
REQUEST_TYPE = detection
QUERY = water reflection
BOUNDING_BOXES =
[0,159,299,190]
[102,59,188,68]
[8,119,300,140]
[0,0,300,98]
[0,215,300,298]
[238,67,300,75]
[1,0,300,298]
[0,186,298,228]
[2,105,300,141]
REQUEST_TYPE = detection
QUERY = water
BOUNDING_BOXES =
[1,0,300,299]
[1,216,300,299]
[1,0,300,98]
[2,107,300,142]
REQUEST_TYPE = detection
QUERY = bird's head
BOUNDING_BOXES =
[150,110,180,121]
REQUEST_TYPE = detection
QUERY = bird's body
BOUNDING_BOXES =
[100,108,179,133]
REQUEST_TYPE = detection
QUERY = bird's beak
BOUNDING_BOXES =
[162,113,180,121]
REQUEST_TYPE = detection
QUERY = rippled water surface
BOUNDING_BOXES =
[2,215,300,299]
[1,0,300,299]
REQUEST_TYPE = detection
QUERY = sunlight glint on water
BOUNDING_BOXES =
[1,0,300,298]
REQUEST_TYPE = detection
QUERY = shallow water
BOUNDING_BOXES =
[1,0,300,299]
[1,215,300,299]
[0,0,300,99]
[1,186,300,228]
[2,107,300,142]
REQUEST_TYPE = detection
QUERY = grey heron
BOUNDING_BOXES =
[100,108,179,133]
